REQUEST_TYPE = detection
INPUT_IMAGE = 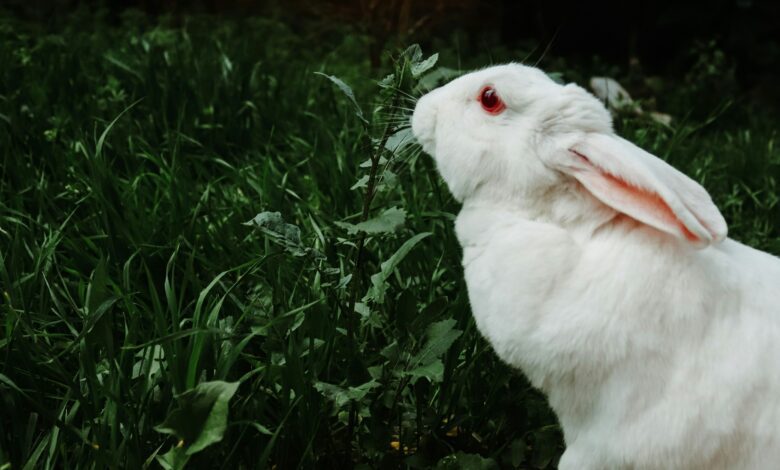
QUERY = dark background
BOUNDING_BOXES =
[4,0,779,78]
[3,0,779,110]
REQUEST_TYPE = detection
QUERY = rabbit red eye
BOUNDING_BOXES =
[479,86,506,115]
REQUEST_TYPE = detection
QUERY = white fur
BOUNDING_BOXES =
[412,63,780,469]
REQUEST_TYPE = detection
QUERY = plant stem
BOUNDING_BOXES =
[345,93,400,345]
[344,91,401,450]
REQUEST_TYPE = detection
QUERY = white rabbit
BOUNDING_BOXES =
[411,63,780,469]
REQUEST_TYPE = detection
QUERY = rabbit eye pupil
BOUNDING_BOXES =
[479,86,506,115]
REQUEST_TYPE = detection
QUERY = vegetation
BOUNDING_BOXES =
[0,9,777,469]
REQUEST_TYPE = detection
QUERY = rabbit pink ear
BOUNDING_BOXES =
[557,133,727,247]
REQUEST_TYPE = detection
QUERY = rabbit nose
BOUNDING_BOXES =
[411,93,438,151]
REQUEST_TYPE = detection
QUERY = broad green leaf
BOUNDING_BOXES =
[244,211,310,257]
[380,169,399,188]
[531,427,562,468]
[412,319,462,367]
[314,72,367,124]
[411,53,439,78]
[335,207,406,235]
[384,128,415,153]
[416,67,461,92]
[313,380,379,409]
[244,211,301,244]
[510,437,527,467]
[405,359,444,382]
[378,73,395,88]
[156,445,189,470]
[350,175,369,190]
[155,380,240,455]
[354,302,370,317]
[402,44,423,64]
[365,232,431,303]
[379,341,399,361]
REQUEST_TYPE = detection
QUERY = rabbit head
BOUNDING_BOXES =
[412,63,727,247]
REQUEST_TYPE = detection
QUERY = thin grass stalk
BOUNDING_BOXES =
[343,89,403,449]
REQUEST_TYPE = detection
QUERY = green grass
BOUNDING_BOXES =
[0,9,778,470]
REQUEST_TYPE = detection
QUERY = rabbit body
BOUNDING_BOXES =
[457,202,780,469]
[412,63,780,469]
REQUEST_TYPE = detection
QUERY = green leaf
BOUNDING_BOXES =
[335,207,406,235]
[531,427,562,468]
[86,258,108,315]
[156,446,189,470]
[547,71,565,84]
[411,53,439,78]
[378,73,395,88]
[95,98,142,160]
[359,156,387,168]
[416,67,461,93]
[365,232,431,303]
[402,44,423,64]
[412,319,462,368]
[384,128,415,153]
[314,72,367,124]
[244,211,301,244]
[244,211,312,257]
[435,452,499,470]
[313,380,379,409]
[510,437,527,467]
[155,380,240,455]
[350,175,370,190]
[405,359,444,382]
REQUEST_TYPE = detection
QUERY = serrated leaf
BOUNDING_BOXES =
[313,380,380,409]
[412,319,462,367]
[378,73,395,88]
[405,359,444,382]
[155,380,240,455]
[365,232,431,303]
[411,53,439,78]
[378,169,399,191]
[244,211,311,257]
[314,72,367,124]
[335,207,406,235]
[244,211,301,244]
[403,44,423,64]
